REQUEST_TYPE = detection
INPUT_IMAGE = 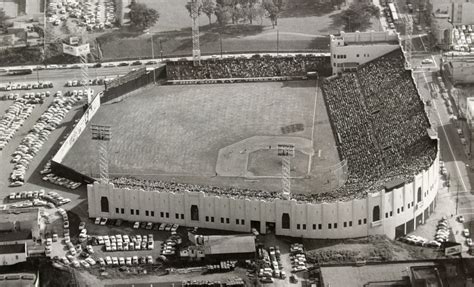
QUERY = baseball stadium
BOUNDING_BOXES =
[52,31,440,239]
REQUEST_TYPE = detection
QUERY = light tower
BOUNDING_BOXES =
[403,14,413,70]
[278,144,295,199]
[191,0,201,66]
[91,124,111,182]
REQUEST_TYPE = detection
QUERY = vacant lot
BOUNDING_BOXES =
[97,0,360,60]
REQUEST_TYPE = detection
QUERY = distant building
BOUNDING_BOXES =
[430,0,474,25]
[0,243,27,266]
[320,259,474,287]
[182,233,256,261]
[0,208,41,242]
[0,0,43,18]
[0,272,39,286]
[443,53,474,84]
[329,30,400,75]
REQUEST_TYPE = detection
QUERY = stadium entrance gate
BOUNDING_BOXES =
[251,220,261,234]
[265,222,276,234]
[395,223,406,239]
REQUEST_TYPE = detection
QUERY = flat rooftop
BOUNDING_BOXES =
[0,243,25,254]
[0,208,38,223]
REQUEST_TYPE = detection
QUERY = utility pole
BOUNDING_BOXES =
[191,0,201,66]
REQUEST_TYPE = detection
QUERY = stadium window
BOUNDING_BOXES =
[401,207,404,212]
[333,54,336,58]
[349,221,352,227]
[358,219,362,225]
[282,213,290,229]
[397,208,400,214]
[313,224,316,230]
[221,217,224,224]
[328,223,332,229]
[373,206,380,222]
[115,208,119,213]
[363,218,367,224]
[390,211,393,217]
[100,197,109,213]
[145,210,149,216]
[412,201,414,207]
[241,219,245,225]
[121,208,124,214]
[166,212,169,218]
[318,224,322,230]
[408,203,410,209]
[334,223,337,229]
[343,222,347,228]
[136,210,139,216]
[205,216,209,222]
[385,213,388,218]
[191,205,199,221]
[151,211,154,217]
[297,224,300,230]
[356,54,359,57]
[302,224,306,230]
[181,214,184,220]
[160,212,164,218]
[236,219,240,225]
[175,213,179,219]
[226,218,230,224]
[131,209,134,215]
[211,217,215,223]
[333,63,336,67]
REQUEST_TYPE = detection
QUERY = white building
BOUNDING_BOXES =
[0,243,27,266]
[330,31,400,75]
[88,148,438,240]
[430,0,474,25]
[0,0,42,18]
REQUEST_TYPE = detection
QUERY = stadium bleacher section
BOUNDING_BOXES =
[106,49,435,204]
[166,55,331,80]
[321,49,437,197]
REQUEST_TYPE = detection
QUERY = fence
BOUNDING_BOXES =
[101,66,166,103]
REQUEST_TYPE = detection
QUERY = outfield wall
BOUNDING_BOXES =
[88,148,439,239]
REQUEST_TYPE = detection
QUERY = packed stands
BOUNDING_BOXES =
[166,55,330,80]
[110,49,436,203]
[321,49,437,197]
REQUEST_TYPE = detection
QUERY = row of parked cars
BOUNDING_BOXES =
[66,78,108,87]
[62,254,155,269]
[0,99,35,151]
[1,92,49,103]
[100,233,155,252]
[0,81,53,91]
[290,243,307,273]
[9,92,78,186]
[132,221,179,233]
[42,173,82,190]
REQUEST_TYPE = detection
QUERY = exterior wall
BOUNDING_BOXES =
[88,151,439,240]
[25,0,41,15]
[330,31,400,75]
[0,252,27,266]
[430,0,474,24]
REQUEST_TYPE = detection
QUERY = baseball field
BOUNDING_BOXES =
[62,80,342,193]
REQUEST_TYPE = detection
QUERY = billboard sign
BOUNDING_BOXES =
[52,92,102,163]
[69,37,80,45]
[445,243,462,256]
[63,43,90,56]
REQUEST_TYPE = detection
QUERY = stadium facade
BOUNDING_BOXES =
[86,30,440,240]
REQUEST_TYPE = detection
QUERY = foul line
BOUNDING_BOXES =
[308,80,319,174]
[422,72,468,192]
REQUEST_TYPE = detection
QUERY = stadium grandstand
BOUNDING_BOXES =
[75,31,439,239]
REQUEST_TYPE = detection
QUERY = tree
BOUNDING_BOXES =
[202,0,216,25]
[185,0,203,18]
[128,2,159,30]
[262,0,279,28]
[0,8,9,32]
[339,2,380,32]
[214,3,231,26]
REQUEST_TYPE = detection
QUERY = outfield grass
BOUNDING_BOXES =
[63,80,340,193]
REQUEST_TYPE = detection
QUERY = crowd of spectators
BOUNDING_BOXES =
[166,55,329,80]
[321,49,437,197]
[108,50,436,204]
